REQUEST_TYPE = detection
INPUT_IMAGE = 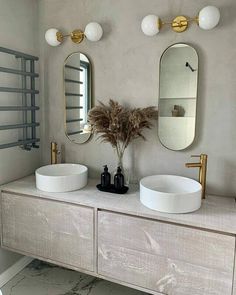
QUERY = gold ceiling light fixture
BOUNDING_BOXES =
[45,22,103,46]
[141,6,220,36]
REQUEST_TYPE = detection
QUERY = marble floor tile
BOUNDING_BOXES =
[1,260,148,295]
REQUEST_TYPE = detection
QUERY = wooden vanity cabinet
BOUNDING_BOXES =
[1,192,95,272]
[98,211,235,295]
[1,190,236,295]
[234,271,236,295]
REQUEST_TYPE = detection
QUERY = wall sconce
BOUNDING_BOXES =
[45,22,103,46]
[141,6,220,36]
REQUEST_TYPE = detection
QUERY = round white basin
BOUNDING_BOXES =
[36,164,88,193]
[140,175,202,214]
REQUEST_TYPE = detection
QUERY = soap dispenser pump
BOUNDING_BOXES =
[114,166,125,190]
[101,165,111,188]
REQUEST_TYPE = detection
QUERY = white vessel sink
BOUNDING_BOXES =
[140,175,202,214]
[35,164,88,193]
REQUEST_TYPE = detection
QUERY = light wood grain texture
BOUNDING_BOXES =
[1,177,236,295]
[2,176,236,235]
[1,193,94,272]
[98,211,235,295]
[233,256,236,295]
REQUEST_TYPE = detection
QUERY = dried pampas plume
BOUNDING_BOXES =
[88,99,158,161]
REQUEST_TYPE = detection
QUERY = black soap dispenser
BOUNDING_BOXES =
[101,165,111,188]
[114,166,125,190]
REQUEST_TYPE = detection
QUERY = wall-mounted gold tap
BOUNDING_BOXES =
[185,154,208,199]
[51,142,60,164]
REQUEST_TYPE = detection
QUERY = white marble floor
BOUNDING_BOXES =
[1,260,148,295]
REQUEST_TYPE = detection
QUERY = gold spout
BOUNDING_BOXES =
[185,154,208,199]
[185,163,201,168]
[51,142,60,164]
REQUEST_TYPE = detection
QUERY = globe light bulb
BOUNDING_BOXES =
[141,15,160,36]
[198,6,220,30]
[45,28,62,46]
[84,22,103,42]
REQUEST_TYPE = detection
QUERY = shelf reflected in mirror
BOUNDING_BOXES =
[158,43,198,151]
[64,52,92,144]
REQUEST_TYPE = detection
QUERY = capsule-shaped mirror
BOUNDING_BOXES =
[158,43,198,150]
[64,52,92,144]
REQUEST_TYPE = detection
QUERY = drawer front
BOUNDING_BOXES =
[98,211,235,295]
[1,193,94,272]
[233,261,236,295]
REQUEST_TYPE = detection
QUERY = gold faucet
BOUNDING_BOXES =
[51,142,60,164]
[185,154,208,199]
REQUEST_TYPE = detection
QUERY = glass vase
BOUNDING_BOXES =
[115,150,130,186]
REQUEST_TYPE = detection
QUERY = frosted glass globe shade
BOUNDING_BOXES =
[84,22,103,42]
[45,28,61,46]
[141,15,160,36]
[198,6,220,30]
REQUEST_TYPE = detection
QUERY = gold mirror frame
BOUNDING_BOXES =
[158,43,199,151]
[63,52,92,144]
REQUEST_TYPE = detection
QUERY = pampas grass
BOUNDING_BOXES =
[88,99,158,163]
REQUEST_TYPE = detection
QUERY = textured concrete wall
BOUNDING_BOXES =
[0,0,39,274]
[39,0,236,197]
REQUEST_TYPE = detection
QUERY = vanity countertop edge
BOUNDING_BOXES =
[1,175,236,236]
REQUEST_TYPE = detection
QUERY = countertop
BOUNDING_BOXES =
[1,175,236,236]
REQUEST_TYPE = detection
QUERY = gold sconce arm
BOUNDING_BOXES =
[56,31,64,43]
[56,29,84,44]
[160,16,199,33]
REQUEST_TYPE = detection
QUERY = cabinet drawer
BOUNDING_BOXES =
[233,261,236,295]
[1,192,94,272]
[98,211,235,295]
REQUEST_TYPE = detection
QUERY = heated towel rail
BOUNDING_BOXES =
[0,47,39,150]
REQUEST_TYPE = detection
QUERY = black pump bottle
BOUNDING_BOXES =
[101,165,111,188]
[114,166,125,190]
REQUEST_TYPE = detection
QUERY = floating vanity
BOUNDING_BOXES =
[1,176,236,295]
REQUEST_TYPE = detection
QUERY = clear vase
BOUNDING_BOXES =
[115,151,130,186]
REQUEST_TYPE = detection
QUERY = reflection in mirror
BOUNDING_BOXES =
[158,43,198,150]
[64,52,92,144]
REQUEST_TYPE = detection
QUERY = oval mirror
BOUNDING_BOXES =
[158,43,198,151]
[64,52,92,144]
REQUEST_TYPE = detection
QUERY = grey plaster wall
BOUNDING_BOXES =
[0,0,39,275]
[39,0,236,197]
